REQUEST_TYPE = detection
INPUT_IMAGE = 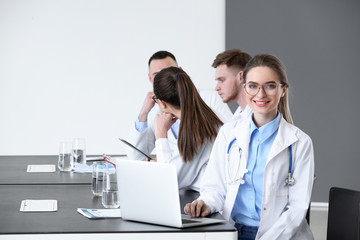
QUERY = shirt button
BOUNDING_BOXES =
[263,207,267,211]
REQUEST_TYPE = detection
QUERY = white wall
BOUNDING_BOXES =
[0,0,225,155]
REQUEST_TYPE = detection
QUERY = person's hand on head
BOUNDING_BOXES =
[138,92,156,122]
[154,112,177,139]
[184,200,210,218]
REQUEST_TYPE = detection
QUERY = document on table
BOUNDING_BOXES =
[27,164,56,172]
[74,157,122,173]
[20,200,58,212]
[77,208,122,219]
[73,163,93,173]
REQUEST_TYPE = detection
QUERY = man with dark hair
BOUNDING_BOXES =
[126,50,232,166]
[213,49,252,120]
[147,50,177,68]
[138,51,178,124]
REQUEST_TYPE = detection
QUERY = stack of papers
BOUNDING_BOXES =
[77,208,122,219]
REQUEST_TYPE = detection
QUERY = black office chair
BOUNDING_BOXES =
[305,205,310,224]
[327,187,360,240]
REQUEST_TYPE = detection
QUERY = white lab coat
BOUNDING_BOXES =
[199,116,315,240]
[232,104,253,121]
[126,89,233,191]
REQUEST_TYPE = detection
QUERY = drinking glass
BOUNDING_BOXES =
[58,142,74,172]
[91,162,107,196]
[102,167,120,208]
[72,138,86,164]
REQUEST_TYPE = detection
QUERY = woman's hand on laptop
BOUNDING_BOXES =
[184,200,210,218]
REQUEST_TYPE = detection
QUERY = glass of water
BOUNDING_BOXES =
[58,142,74,172]
[72,138,86,164]
[91,161,107,196]
[102,167,120,208]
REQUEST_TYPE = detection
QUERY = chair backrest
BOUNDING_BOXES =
[305,205,310,224]
[327,187,360,240]
[306,174,317,225]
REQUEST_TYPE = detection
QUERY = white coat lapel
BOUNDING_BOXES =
[231,118,251,161]
[267,118,298,163]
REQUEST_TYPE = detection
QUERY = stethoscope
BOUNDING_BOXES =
[225,137,295,186]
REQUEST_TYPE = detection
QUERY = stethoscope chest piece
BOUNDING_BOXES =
[285,173,295,186]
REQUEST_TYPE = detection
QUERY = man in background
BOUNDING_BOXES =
[212,49,252,120]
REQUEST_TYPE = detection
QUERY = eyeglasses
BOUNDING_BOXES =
[152,95,158,103]
[243,82,284,96]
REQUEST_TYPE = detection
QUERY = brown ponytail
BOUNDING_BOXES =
[154,67,223,162]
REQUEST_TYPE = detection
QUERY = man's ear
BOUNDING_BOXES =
[148,74,153,84]
[237,70,244,83]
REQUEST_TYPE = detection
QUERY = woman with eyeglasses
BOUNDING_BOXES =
[151,66,223,191]
[185,54,315,240]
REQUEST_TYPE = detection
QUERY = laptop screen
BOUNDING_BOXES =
[116,159,183,227]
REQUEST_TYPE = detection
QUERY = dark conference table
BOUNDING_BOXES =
[0,156,237,239]
[0,155,92,185]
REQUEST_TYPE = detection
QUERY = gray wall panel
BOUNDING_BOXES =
[226,0,360,202]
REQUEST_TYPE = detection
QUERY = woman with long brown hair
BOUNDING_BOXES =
[152,66,223,191]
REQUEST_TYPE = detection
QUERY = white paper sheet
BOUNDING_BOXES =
[20,200,58,212]
[27,164,56,172]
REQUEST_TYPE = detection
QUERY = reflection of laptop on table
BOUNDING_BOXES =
[116,159,225,228]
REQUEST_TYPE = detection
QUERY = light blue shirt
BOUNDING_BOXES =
[231,113,282,226]
[135,119,179,139]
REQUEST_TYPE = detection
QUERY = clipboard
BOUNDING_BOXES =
[118,138,153,160]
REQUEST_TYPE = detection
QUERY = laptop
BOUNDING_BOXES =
[116,159,225,228]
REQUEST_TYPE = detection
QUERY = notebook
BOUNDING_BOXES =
[116,159,225,228]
